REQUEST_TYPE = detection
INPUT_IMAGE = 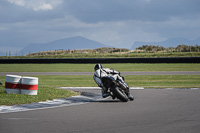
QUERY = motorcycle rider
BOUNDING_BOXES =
[93,64,134,101]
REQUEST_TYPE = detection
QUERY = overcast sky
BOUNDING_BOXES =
[0,0,200,52]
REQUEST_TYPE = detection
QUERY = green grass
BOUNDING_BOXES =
[37,75,199,88]
[0,75,79,106]
[0,86,77,106]
[125,75,200,88]
[1,63,200,72]
[37,75,200,88]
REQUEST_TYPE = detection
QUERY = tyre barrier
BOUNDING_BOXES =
[0,57,200,64]
[5,75,38,95]
[21,77,38,95]
[5,75,21,94]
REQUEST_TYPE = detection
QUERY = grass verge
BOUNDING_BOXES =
[1,63,200,72]
[125,75,200,88]
[2,75,199,89]
[0,86,78,106]
[0,75,79,106]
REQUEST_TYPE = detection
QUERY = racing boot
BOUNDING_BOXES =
[127,87,134,101]
[101,87,110,98]
[110,92,116,99]
[128,93,134,101]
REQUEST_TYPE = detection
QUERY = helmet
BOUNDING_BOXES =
[94,64,103,71]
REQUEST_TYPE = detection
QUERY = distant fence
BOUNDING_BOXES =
[0,57,200,64]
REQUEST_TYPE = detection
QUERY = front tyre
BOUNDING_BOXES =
[112,86,129,102]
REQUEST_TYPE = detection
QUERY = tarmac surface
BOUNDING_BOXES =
[0,88,200,133]
[1,71,200,75]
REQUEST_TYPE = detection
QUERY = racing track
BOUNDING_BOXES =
[0,89,200,133]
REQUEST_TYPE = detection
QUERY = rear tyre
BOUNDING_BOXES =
[112,87,128,102]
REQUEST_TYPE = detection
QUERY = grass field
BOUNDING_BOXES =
[0,63,200,105]
[1,63,200,72]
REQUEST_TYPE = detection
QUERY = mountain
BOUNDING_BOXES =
[131,37,200,50]
[19,36,110,55]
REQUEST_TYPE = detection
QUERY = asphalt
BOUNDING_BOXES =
[1,71,200,75]
[0,89,200,133]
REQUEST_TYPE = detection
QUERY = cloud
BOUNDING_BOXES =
[34,3,52,11]
[8,0,25,6]
[7,0,62,11]
[1,0,200,53]
[64,0,200,23]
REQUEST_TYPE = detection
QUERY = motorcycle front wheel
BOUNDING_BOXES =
[112,86,129,102]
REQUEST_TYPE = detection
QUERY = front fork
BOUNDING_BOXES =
[118,80,130,94]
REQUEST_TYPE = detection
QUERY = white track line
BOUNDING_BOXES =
[0,95,103,114]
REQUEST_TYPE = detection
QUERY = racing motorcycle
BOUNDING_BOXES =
[101,76,133,102]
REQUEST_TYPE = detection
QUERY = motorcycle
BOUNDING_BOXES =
[101,76,133,102]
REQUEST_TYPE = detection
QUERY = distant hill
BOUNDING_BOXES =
[131,37,200,50]
[19,36,110,55]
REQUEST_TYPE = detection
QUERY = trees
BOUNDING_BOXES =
[136,44,199,52]
[136,45,165,52]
